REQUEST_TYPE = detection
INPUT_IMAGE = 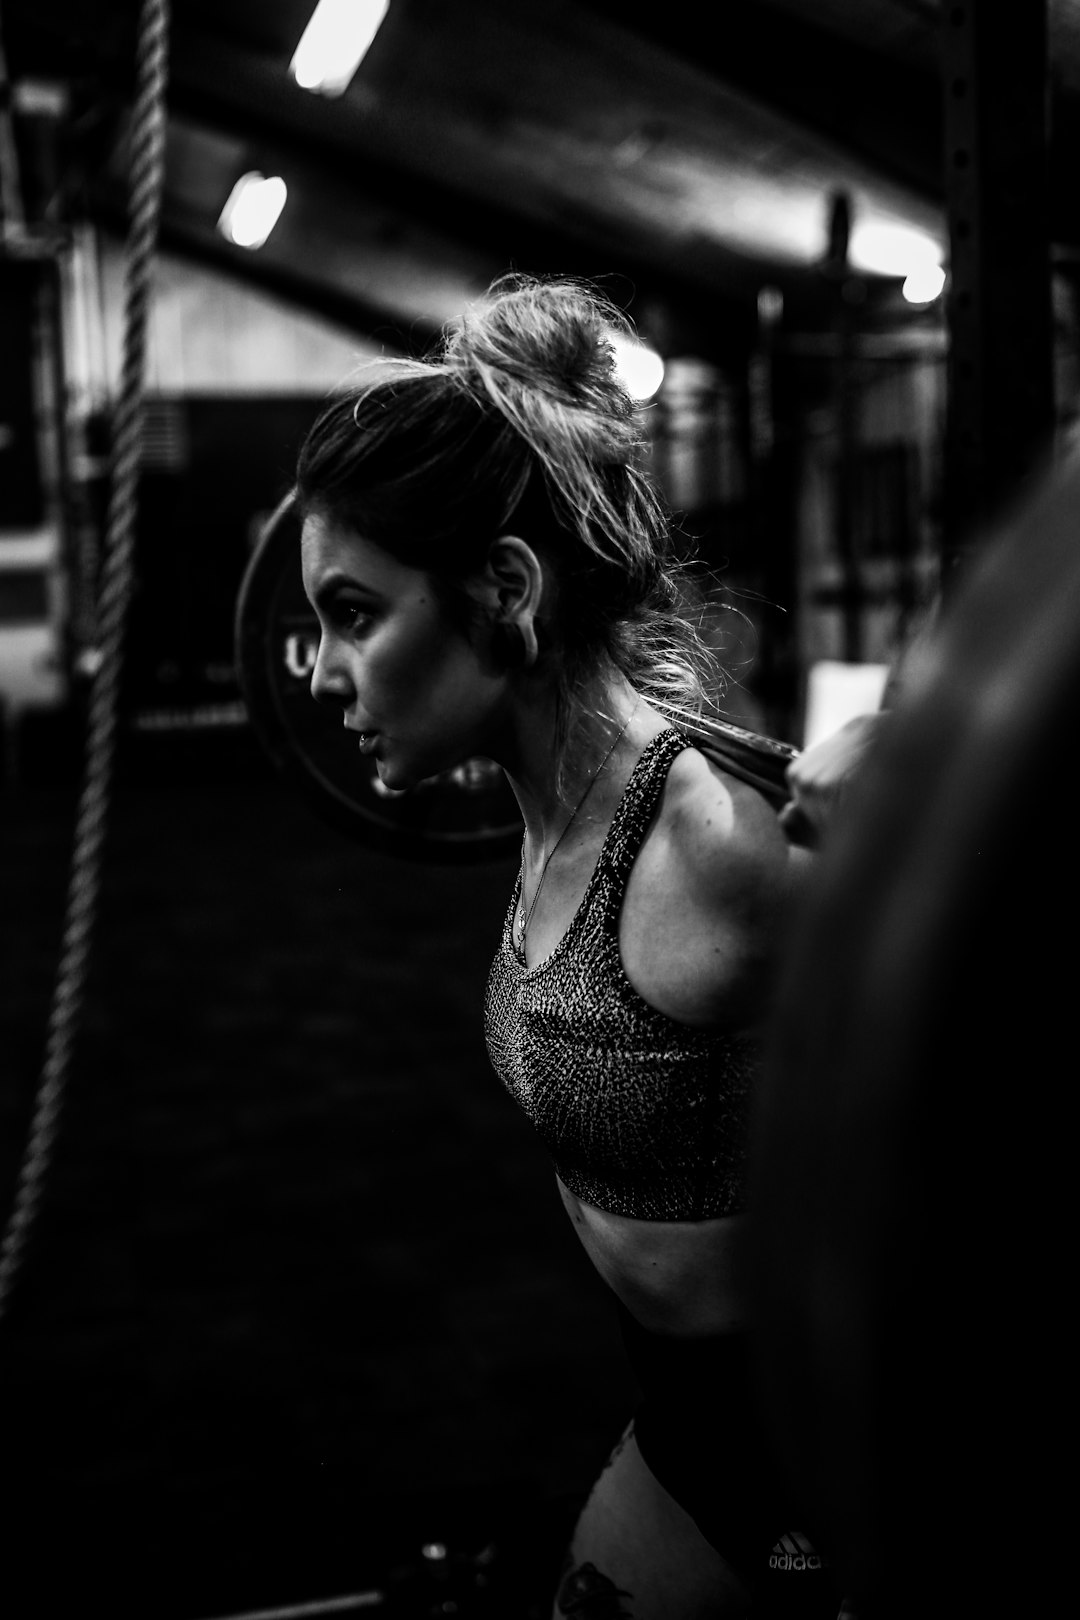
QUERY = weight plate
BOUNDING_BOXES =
[234,493,523,862]
[748,454,1080,1614]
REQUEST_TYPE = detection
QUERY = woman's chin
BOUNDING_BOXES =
[373,755,423,794]
[373,759,404,791]
[374,744,467,794]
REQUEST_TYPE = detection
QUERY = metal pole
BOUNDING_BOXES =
[940,0,1054,574]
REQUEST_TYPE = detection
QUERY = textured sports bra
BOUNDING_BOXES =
[483,728,760,1221]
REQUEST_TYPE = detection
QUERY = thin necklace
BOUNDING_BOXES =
[514,703,636,953]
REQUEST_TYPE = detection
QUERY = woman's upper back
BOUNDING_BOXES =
[619,733,805,1030]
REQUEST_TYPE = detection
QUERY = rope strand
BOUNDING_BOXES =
[0,0,171,1317]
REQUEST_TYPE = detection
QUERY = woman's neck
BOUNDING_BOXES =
[502,674,665,852]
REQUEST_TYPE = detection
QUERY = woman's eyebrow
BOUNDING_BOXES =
[311,569,382,607]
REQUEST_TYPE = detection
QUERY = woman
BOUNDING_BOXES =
[295,275,832,1618]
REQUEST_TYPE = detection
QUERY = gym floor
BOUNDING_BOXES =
[0,721,636,1620]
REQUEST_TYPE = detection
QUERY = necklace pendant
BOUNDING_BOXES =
[513,704,635,954]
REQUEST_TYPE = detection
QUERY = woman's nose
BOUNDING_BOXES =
[310,637,351,707]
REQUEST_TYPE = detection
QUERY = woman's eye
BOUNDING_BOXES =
[332,599,372,633]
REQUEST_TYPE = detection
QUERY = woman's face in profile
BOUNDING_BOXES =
[301,511,507,791]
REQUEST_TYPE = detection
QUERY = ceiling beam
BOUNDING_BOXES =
[162,24,774,321]
[582,0,945,204]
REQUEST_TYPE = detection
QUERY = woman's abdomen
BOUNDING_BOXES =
[556,1176,750,1337]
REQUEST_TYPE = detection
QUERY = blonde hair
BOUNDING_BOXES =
[296,273,729,730]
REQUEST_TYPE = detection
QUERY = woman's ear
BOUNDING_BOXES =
[472,534,546,667]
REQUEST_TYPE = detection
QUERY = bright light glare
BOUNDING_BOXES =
[612,335,665,401]
[848,220,943,279]
[218,173,288,250]
[902,263,946,304]
[290,0,390,97]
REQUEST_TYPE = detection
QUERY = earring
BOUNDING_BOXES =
[493,622,528,669]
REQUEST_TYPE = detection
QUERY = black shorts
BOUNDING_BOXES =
[618,1303,844,1617]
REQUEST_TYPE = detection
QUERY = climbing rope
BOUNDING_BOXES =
[0,0,171,1317]
[0,6,27,234]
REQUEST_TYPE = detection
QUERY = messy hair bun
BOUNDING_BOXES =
[444,276,650,572]
[295,273,728,728]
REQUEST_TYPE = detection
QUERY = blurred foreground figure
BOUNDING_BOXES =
[749,453,1078,1618]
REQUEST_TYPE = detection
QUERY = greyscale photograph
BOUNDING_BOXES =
[0,3,1068,1618]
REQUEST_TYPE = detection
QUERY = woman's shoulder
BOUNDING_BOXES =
[619,741,806,1027]
[660,743,804,911]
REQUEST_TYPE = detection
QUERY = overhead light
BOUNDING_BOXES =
[290,0,390,97]
[848,219,944,281]
[902,263,947,305]
[612,335,665,402]
[218,172,288,250]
